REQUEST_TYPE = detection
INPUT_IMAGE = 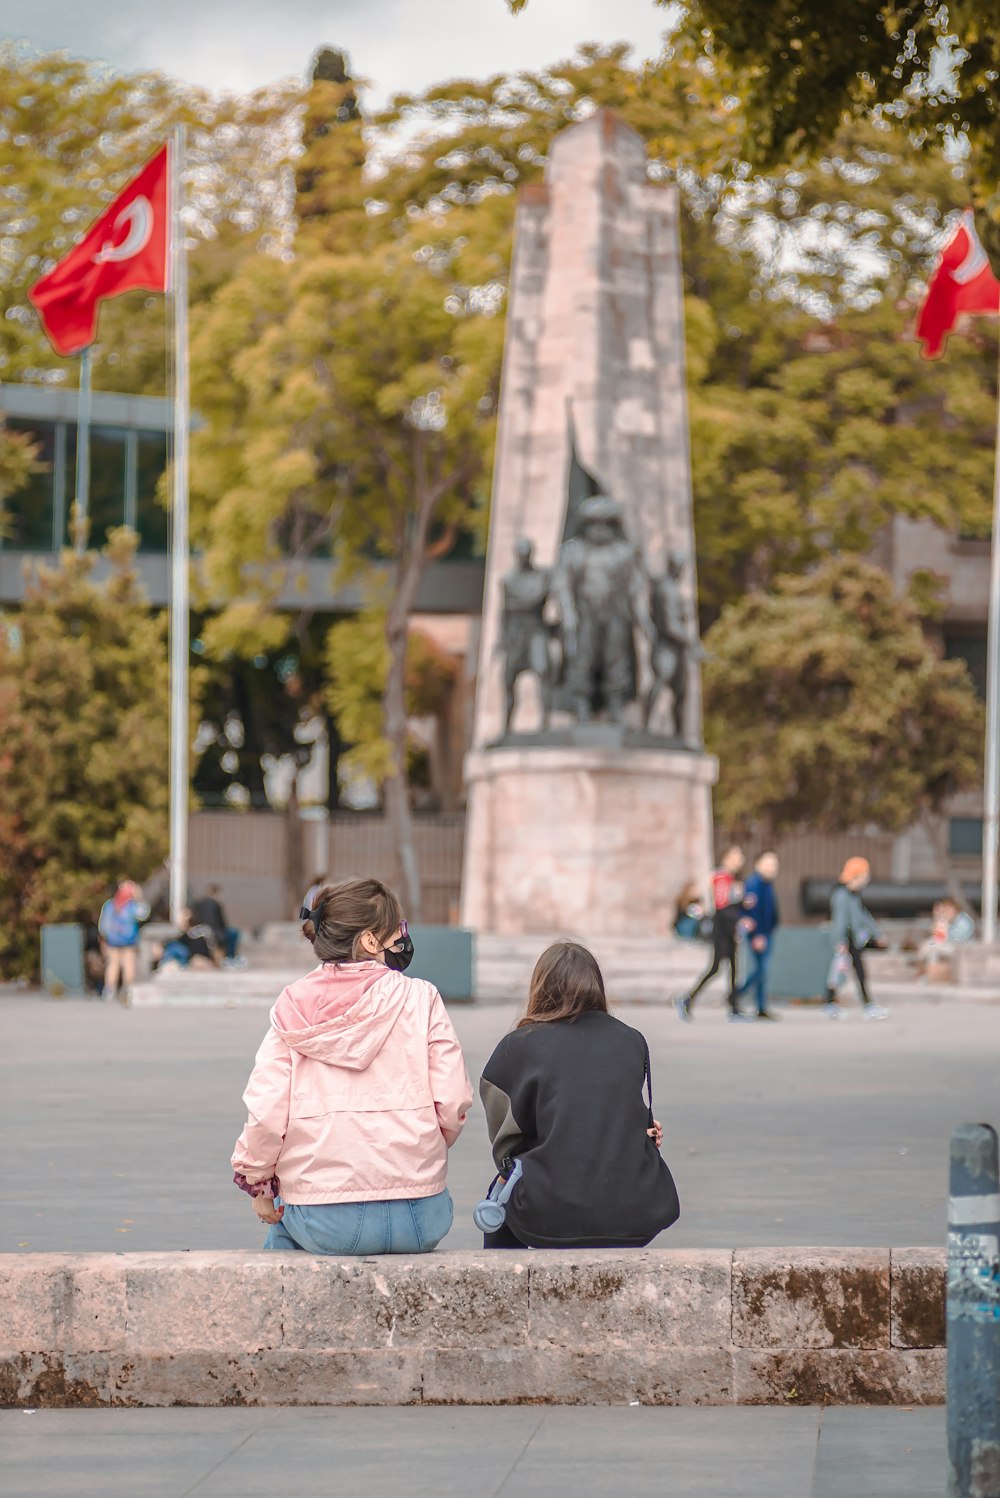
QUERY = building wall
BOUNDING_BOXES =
[188,810,466,931]
[189,811,925,933]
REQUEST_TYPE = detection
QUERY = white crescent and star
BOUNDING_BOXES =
[952,208,989,286]
[92,195,153,265]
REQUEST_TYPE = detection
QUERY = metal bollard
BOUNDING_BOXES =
[947,1123,1000,1498]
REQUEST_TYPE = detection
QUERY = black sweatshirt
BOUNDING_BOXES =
[479,1010,680,1248]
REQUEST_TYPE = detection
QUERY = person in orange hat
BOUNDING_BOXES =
[822,857,889,1020]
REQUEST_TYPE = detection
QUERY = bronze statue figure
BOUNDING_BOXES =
[552,495,654,725]
[498,537,553,733]
[644,550,704,738]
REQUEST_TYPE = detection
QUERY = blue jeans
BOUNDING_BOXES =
[263,1189,454,1255]
[161,940,190,966]
[736,938,772,1014]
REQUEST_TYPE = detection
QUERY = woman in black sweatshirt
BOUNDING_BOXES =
[479,941,680,1249]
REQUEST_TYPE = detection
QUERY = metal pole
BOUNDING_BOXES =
[168,126,190,926]
[73,344,92,551]
[981,340,1000,944]
[947,1123,1000,1497]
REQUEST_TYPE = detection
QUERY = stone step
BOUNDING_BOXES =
[130,931,999,1009]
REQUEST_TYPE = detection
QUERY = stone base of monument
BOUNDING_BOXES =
[461,741,717,936]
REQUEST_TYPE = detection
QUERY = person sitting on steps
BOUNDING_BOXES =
[232,877,472,1256]
[479,941,679,1250]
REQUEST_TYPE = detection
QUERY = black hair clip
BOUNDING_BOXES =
[299,905,314,923]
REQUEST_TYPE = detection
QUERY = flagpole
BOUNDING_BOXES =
[981,336,1000,944]
[73,344,92,551]
[168,125,190,925]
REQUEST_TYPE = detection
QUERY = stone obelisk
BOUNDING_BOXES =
[460,111,716,937]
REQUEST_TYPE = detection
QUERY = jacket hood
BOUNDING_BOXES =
[271,961,411,1070]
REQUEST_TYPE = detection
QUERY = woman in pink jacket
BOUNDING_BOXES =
[232,877,472,1255]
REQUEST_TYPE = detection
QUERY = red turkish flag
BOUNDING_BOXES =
[916,209,1000,359]
[28,143,170,358]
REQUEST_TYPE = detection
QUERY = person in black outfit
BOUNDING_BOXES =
[675,880,755,1022]
[479,941,680,1250]
[190,884,241,963]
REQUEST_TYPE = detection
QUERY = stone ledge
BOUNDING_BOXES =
[0,1248,945,1408]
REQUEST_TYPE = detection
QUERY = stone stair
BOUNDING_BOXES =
[472,933,706,1004]
[130,932,708,1008]
[128,930,1000,1009]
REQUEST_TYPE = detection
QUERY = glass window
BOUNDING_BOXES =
[949,818,983,856]
[81,424,128,547]
[945,633,987,700]
[2,419,55,549]
[135,429,169,552]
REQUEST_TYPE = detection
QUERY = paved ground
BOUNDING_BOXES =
[0,1406,946,1498]
[3,991,998,1252]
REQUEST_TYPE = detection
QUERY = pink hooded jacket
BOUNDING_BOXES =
[231,961,473,1204]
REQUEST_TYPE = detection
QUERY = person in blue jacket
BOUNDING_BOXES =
[98,880,150,1003]
[733,851,781,1021]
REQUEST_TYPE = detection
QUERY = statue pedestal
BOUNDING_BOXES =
[460,742,717,937]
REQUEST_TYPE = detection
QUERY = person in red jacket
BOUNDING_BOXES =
[710,845,745,913]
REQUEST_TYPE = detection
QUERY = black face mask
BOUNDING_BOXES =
[382,922,414,972]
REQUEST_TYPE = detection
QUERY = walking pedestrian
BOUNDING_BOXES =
[478,940,679,1249]
[822,857,889,1020]
[97,880,149,1004]
[710,844,745,913]
[232,877,472,1255]
[674,880,756,1021]
[731,851,782,1020]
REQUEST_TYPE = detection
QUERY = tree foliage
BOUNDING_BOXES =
[0,418,46,537]
[506,3,1000,255]
[325,616,459,787]
[683,1,1000,272]
[0,532,170,978]
[0,44,299,393]
[190,56,501,911]
[374,45,998,619]
[703,557,983,850]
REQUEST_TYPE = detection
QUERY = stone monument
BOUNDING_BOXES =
[460,111,717,937]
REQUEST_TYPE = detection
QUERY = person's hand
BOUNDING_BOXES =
[875,936,888,949]
[836,943,848,955]
[752,935,766,953]
[647,1119,663,1149]
[252,1193,283,1226]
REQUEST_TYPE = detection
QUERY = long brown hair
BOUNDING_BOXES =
[303,877,402,964]
[516,941,609,1028]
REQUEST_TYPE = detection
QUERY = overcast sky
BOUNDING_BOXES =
[0,0,676,106]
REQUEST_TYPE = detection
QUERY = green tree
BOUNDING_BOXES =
[703,557,983,896]
[191,55,501,914]
[0,418,46,537]
[506,5,1000,263]
[375,49,999,620]
[0,531,171,979]
[681,1,1000,271]
[0,44,300,393]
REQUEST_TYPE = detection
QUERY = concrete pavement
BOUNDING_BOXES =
[0,1406,946,1497]
[3,993,998,1254]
